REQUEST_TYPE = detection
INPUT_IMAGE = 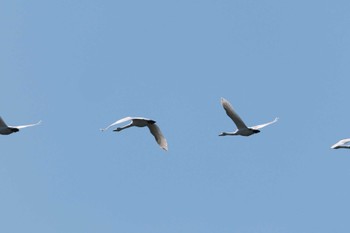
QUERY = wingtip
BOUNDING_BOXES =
[100,127,108,132]
[330,144,337,149]
[161,143,168,151]
[159,145,168,151]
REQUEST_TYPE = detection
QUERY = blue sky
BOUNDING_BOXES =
[2,0,350,232]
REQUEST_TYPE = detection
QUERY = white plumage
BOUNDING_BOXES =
[101,117,168,151]
[219,97,278,136]
[0,117,41,135]
[331,139,350,149]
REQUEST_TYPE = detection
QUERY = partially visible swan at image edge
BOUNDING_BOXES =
[219,97,278,137]
[101,116,168,151]
[331,139,350,149]
[0,116,41,135]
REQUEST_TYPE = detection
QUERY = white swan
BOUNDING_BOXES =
[331,139,350,149]
[0,117,41,135]
[219,97,278,136]
[101,116,168,151]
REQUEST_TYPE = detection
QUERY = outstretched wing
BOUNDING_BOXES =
[331,138,350,149]
[100,117,133,131]
[14,120,42,129]
[0,117,8,128]
[147,123,168,151]
[251,117,278,130]
[221,98,248,130]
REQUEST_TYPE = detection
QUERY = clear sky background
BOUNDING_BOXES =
[2,0,350,232]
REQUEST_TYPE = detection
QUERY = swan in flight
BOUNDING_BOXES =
[331,139,350,149]
[0,117,41,135]
[219,97,278,136]
[101,116,168,151]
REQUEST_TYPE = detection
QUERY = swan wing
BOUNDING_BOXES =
[148,123,168,151]
[14,120,42,129]
[0,117,8,128]
[221,98,248,129]
[100,117,134,131]
[251,117,278,130]
[331,138,350,148]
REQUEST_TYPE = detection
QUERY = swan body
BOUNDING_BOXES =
[101,116,168,151]
[0,117,41,135]
[219,97,278,137]
[331,139,350,149]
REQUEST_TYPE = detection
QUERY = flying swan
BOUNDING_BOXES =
[0,117,41,135]
[219,97,278,136]
[101,116,168,151]
[331,139,350,149]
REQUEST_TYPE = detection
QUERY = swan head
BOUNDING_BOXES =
[252,129,260,134]
[219,132,227,136]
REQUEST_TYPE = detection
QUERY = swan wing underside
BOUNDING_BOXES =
[148,123,168,151]
[251,117,278,130]
[221,98,248,129]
